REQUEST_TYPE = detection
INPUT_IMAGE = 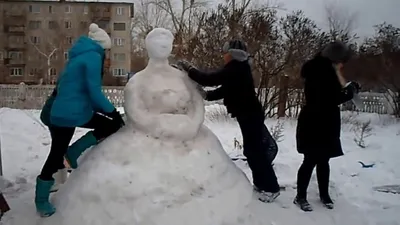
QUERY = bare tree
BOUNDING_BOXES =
[131,0,170,40]
[29,37,59,84]
[149,0,209,34]
[358,23,400,117]
[324,0,358,42]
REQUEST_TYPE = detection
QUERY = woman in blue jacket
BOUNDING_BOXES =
[35,23,124,217]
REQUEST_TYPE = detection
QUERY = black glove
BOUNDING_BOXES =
[348,81,361,94]
[105,109,125,128]
[176,60,194,72]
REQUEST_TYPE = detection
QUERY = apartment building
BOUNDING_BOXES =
[0,0,133,85]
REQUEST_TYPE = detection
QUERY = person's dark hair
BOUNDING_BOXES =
[321,41,351,64]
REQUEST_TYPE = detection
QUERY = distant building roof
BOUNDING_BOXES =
[0,0,133,4]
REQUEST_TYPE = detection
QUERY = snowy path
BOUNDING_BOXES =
[1,108,400,225]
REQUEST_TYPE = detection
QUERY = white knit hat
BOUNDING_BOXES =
[88,23,111,49]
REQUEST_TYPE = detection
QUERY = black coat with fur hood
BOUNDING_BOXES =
[187,59,263,119]
[296,55,355,158]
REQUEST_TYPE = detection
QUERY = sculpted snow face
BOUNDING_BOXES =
[124,28,205,141]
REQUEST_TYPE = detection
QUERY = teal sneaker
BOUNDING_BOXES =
[35,177,56,217]
[65,131,98,169]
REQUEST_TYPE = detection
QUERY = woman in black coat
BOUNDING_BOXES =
[294,41,360,211]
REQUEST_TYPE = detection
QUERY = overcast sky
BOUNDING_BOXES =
[101,0,400,39]
[277,0,400,39]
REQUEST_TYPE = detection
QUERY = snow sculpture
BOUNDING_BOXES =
[124,28,205,141]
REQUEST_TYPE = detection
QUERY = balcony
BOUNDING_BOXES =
[3,58,25,66]
[3,9,27,17]
[3,10,27,25]
[91,11,111,20]
[4,44,26,51]
[3,26,25,34]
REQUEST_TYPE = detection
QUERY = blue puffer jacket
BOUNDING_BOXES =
[50,36,115,127]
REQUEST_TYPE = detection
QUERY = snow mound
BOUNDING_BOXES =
[3,126,368,225]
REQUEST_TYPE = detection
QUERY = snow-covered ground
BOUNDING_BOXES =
[0,105,399,225]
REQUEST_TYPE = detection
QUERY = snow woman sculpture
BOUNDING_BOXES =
[35,28,270,225]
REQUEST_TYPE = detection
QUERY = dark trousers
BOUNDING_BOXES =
[237,115,280,193]
[39,113,121,180]
[296,154,330,199]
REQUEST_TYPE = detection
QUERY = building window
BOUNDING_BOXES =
[10,68,23,76]
[113,68,126,76]
[65,21,72,29]
[48,21,58,29]
[113,53,126,61]
[83,6,89,14]
[29,68,41,76]
[29,5,41,13]
[116,7,124,15]
[66,36,73,44]
[113,23,126,31]
[30,36,41,44]
[48,5,53,13]
[8,51,23,60]
[65,5,72,13]
[80,21,88,30]
[113,38,125,46]
[28,20,42,30]
[50,68,57,76]
[64,52,69,60]
[8,36,24,44]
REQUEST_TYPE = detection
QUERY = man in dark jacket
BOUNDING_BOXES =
[177,40,280,203]
[294,41,360,211]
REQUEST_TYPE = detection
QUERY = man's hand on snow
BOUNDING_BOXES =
[176,60,194,72]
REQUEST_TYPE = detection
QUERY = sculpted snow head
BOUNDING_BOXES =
[145,28,174,60]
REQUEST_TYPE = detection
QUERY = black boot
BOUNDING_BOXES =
[294,195,313,212]
[320,195,334,209]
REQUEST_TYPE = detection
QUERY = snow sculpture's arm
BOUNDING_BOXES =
[124,74,204,141]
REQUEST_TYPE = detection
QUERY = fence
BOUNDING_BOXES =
[0,84,396,115]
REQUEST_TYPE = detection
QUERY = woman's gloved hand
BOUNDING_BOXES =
[105,109,125,127]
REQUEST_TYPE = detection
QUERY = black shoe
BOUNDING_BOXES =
[253,186,280,203]
[320,196,334,209]
[294,196,313,212]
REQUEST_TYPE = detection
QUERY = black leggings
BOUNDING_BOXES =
[237,115,280,193]
[39,113,121,180]
[296,154,330,199]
